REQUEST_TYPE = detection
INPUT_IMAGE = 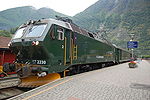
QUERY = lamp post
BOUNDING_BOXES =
[131,49,134,58]
[130,33,135,41]
[129,39,134,58]
[129,33,135,59]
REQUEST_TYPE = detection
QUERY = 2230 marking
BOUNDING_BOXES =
[33,60,47,65]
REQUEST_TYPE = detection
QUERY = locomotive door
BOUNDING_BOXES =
[115,48,120,63]
[64,31,77,65]
[64,30,72,65]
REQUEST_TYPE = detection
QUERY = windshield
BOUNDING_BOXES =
[13,27,26,39]
[25,24,47,37]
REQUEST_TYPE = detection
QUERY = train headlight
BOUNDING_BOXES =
[32,41,36,45]
[8,42,12,46]
[35,41,39,45]
[32,41,39,46]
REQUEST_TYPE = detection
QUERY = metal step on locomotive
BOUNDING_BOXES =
[8,16,131,88]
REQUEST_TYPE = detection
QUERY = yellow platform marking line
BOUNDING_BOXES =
[22,78,73,100]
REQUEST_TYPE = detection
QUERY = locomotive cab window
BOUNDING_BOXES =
[13,27,26,39]
[25,24,47,38]
[57,28,64,40]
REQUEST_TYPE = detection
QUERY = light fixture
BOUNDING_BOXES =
[8,42,12,46]
[32,41,39,46]
[35,41,39,45]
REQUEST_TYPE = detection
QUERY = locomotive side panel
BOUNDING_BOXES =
[74,33,115,64]
[43,24,66,73]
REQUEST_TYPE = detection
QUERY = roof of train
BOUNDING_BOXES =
[46,18,113,46]
[19,18,130,50]
[18,18,116,47]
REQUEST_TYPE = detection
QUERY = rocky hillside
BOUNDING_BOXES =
[0,0,149,55]
[73,0,150,55]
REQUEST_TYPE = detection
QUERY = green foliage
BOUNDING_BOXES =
[0,27,18,37]
[0,6,68,38]
[0,0,150,56]
[105,14,121,29]
[9,27,18,34]
[142,55,150,58]
[0,30,11,37]
[0,6,68,30]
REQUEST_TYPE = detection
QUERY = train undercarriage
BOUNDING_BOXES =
[16,61,116,88]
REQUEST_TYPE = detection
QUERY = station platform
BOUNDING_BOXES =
[9,60,150,100]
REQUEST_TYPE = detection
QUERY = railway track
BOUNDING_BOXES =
[0,75,20,89]
[0,87,24,100]
[0,75,32,100]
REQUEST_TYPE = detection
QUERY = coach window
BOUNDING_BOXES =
[57,28,64,40]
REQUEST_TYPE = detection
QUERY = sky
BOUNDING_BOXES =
[0,0,99,16]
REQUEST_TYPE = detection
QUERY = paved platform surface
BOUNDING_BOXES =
[9,60,150,100]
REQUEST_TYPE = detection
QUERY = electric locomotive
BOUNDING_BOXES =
[9,17,131,87]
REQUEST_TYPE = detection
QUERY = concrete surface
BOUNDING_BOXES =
[9,60,150,100]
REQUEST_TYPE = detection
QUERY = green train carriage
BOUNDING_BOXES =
[9,18,131,87]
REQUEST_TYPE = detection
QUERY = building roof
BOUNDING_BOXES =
[0,36,11,48]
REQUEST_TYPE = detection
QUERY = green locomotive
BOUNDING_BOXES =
[9,17,131,87]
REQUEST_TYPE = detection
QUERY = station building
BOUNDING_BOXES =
[0,36,16,66]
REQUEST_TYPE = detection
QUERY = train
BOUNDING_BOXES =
[8,17,131,87]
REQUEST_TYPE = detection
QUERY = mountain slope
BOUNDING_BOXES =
[0,1,149,55]
[73,0,150,55]
[0,6,67,30]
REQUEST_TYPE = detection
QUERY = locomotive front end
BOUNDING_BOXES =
[9,19,60,87]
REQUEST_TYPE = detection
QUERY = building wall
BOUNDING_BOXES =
[0,50,16,66]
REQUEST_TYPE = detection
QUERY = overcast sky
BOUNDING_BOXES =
[0,0,98,16]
